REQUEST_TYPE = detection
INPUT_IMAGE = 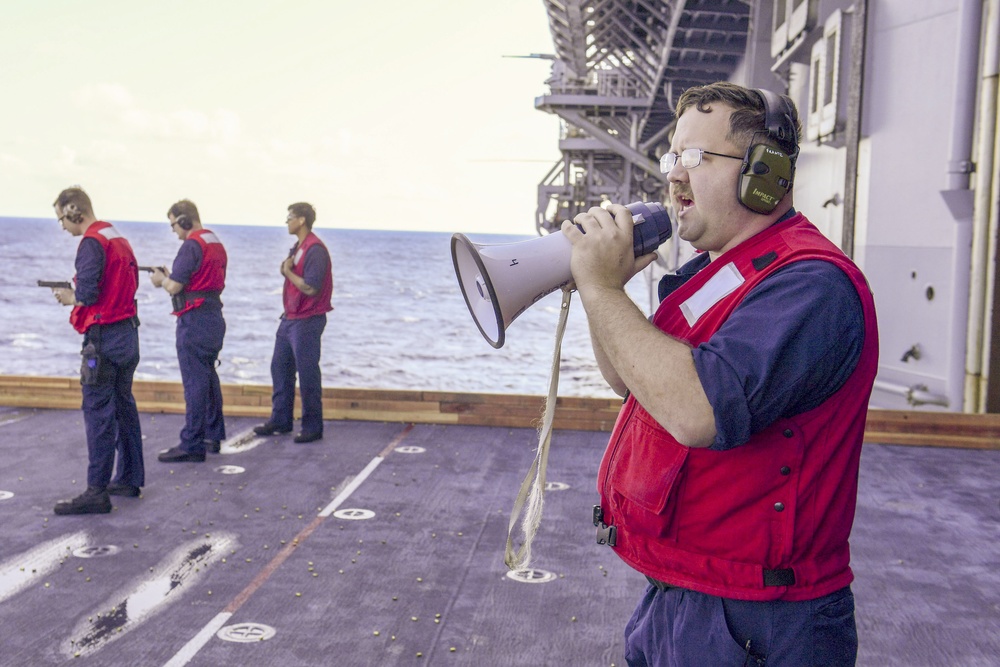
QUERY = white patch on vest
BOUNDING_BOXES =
[97,227,122,240]
[294,247,304,264]
[680,262,745,326]
[200,232,221,244]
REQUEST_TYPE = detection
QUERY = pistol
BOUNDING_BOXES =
[138,265,165,273]
[37,280,72,289]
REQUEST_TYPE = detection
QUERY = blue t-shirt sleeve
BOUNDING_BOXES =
[170,240,203,286]
[74,237,105,305]
[301,245,330,291]
[691,260,865,451]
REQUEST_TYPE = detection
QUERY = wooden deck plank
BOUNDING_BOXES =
[2,375,1000,447]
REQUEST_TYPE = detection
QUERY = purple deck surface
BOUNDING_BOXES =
[0,405,997,666]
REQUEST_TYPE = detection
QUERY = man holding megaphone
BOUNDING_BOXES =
[563,82,877,667]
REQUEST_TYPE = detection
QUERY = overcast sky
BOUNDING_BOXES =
[0,0,561,234]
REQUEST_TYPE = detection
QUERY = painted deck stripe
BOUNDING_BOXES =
[318,457,383,518]
[223,515,325,613]
[160,423,415,667]
[0,531,89,605]
[378,422,415,457]
[319,423,414,517]
[161,612,233,667]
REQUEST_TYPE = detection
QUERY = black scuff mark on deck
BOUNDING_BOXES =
[63,533,237,658]
[75,601,129,650]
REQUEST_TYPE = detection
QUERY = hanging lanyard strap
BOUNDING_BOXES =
[504,289,572,570]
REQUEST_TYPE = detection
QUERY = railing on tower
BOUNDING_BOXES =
[534,0,752,235]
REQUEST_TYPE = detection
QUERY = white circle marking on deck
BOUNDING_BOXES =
[215,465,246,475]
[0,491,13,500]
[395,446,425,454]
[506,568,558,584]
[73,545,121,558]
[217,622,277,643]
[332,508,376,520]
[545,482,570,491]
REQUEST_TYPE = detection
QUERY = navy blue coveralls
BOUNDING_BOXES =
[267,244,330,436]
[621,215,865,666]
[76,238,144,489]
[171,241,226,455]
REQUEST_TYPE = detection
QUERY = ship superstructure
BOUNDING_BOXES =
[536,0,1000,414]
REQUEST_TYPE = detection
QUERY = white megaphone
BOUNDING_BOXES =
[451,201,673,348]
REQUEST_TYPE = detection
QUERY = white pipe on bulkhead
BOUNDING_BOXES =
[977,0,1000,410]
[948,0,985,413]
[964,0,1000,411]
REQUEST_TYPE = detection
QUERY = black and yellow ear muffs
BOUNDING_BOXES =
[175,214,194,230]
[64,205,85,225]
[737,89,799,214]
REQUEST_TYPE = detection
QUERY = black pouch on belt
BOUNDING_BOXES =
[80,327,102,386]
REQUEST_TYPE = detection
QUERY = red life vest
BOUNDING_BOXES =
[70,221,139,333]
[282,232,333,320]
[172,229,227,316]
[598,213,879,602]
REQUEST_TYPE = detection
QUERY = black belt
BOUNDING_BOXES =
[172,290,221,312]
[645,568,795,591]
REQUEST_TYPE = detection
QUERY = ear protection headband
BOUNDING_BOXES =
[175,214,193,231]
[737,89,799,214]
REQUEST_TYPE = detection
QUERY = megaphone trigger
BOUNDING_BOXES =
[451,201,672,348]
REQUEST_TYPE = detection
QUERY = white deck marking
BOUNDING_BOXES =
[219,428,266,454]
[216,621,277,643]
[0,531,89,604]
[318,456,383,517]
[506,568,558,584]
[63,533,238,658]
[0,410,29,427]
[161,612,233,667]
[161,423,415,667]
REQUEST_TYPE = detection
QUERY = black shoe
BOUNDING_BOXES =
[157,447,206,463]
[107,483,141,497]
[294,431,323,444]
[54,487,112,515]
[204,440,221,454]
[253,422,292,436]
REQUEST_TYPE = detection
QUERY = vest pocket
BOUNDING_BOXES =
[609,408,688,515]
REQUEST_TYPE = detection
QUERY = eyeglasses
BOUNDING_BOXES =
[660,148,743,173]
[57,214,69,224]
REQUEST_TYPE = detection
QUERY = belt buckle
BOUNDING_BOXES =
[595,523,617,547]
[593,505,617,546]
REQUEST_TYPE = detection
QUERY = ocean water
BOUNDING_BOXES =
[1,218,656,398]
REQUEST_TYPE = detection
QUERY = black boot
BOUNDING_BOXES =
[54,486,112,515]
[107,483,141,497]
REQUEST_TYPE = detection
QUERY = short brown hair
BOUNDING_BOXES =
[288,202,316,229]
[676,81,801,156]
[167,199,200,224]
[53,187,94,215]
